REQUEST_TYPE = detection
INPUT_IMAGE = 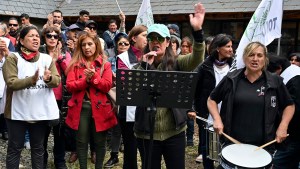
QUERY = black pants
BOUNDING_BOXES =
[0,114,7,134]
[6,119,48,169]
[137,131,186,169]
[119,118,138,169]
[43,123,67,168]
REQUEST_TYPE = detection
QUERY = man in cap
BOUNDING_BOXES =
[66,24,82,54]
[84,20,107,51]
[167,24,180,38]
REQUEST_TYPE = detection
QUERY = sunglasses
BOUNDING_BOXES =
[9,24,18,27]
[147,36,165,43]
[46,33,59,39]
[88,26,96,30]
[118,42,130,46]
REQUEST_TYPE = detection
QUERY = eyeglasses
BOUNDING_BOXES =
[147,36,165,43]
[88,26,96,30]
[46,33,59,39]
[118,42,130,46]
[9,24,18,27]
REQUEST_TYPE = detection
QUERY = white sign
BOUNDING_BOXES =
[231,0,283,70]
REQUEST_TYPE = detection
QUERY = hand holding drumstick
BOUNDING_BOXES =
[196,116,241,144]
[255,134,289,151]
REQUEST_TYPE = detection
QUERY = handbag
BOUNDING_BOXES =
[100,59,117,110]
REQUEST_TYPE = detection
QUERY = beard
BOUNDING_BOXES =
[53,20,62,25]
[9,30,18,37]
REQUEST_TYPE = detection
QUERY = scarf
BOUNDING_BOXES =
[214,59,227,66]
[21,46,38,60]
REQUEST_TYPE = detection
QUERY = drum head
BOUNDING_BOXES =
[221,144,272,168]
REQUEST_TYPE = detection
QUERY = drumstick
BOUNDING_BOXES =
[196,116,241,144]
[255,134,289,151]
[221,132,241,144]
[196,116,213,124]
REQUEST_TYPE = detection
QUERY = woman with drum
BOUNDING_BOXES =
[207,42,295,168]
[189,34,234,169]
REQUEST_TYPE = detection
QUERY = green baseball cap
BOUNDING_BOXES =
[147,24,170,38]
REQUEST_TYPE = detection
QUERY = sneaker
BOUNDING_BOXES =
[195,154,203,163]
[24,142,31,150]
[104,156,119,168]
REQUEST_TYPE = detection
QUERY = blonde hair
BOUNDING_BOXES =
[66,32,104,73]
[243,41,269,70]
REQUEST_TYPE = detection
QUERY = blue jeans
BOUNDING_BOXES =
[25,130,30,142]
[273,138,300,169]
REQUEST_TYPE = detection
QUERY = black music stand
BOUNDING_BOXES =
[116,69,199,169]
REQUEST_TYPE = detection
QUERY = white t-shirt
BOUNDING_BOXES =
[207,64,230,126]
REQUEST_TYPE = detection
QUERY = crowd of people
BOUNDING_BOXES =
[0,1,299,169]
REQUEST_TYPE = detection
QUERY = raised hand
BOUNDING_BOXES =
[0,38,9,57]
[189,2,206,31]
[119,11,126,23]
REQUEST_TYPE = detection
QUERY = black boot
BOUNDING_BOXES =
[104,152,119,168]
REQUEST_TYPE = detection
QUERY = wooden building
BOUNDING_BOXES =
[0,0,300,55]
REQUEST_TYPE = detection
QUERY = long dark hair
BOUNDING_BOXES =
[161,44,177,71]
[208,34,232,61]
[16,25,40,52]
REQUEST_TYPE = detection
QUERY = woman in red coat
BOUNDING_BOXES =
[65,32,117,169]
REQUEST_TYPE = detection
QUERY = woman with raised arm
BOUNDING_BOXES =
[134,2,206,169]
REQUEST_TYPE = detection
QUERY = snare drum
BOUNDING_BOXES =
[206,126,220,161]
[220,144,272,169]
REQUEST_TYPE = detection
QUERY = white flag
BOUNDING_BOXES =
[135,0,154,28]
[231,0,283,70]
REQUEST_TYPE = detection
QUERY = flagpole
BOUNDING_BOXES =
[277,38,281,56]
[115,0,122,12]
[277,0,284,56]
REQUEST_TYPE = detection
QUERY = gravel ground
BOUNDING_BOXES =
[0,125,204,169]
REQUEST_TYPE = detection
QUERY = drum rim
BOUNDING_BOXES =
[220,144,272,168]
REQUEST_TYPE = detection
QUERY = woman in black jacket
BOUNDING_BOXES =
[190,34,233,169]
